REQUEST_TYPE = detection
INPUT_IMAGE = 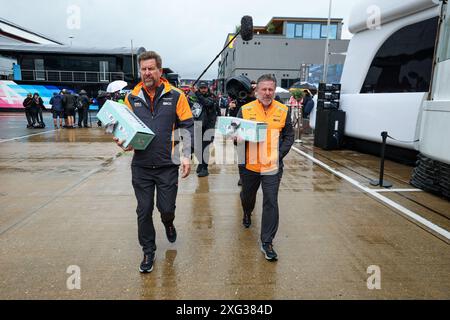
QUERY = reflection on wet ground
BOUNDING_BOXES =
[0,113,449,299]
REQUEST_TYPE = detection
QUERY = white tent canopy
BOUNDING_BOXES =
[106,80,127,93]
[275,86,289,93]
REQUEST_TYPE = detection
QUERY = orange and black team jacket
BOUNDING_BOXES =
[124,78,194,167]
[237,99,295,173]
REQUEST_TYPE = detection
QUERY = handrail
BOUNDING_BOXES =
[20,69,125,83]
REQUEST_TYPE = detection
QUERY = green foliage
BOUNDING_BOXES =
[267,22,276,34]
[291,89,304,100]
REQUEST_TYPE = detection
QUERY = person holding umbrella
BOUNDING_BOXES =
[77,90,91,128]
[301,89,314,134]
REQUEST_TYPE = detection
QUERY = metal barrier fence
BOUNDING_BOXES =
[20,70,125,83]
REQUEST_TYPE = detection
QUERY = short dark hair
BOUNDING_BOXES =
[138,51,162,68]
[256,74,277,87]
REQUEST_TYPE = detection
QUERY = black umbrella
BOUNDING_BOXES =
[289,81,318,94]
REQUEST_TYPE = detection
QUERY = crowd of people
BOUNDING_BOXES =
[23,89,93,129]
[22,79,314,134]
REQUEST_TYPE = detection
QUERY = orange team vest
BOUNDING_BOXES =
[241,99,289,173]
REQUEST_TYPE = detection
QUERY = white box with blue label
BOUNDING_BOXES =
[216,116,267,142]
[97,100,155,150]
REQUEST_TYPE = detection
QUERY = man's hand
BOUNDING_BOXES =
[233,135,245,144]
[180,157,191,178]
[113,137,134,152]
[190,85,197,93]
[229,100,237,109]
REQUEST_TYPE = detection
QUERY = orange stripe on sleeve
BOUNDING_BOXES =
[124,94,133,111]
[176,93,193,122]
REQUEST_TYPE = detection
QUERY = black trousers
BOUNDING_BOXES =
[195,124,214,171]
[25,108,33,126]
[31,108,44,125]
[239,166,283,244]
[78,107,88,127]
[131,165,179,254]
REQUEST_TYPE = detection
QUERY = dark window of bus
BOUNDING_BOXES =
[360,17,438,93]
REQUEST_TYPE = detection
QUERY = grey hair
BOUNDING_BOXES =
[256,74,277,86]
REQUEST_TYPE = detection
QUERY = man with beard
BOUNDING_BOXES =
[237,74,294,261]
[189,80,218,177]
[115,51,194,273]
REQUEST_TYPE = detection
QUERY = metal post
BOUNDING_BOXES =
[295,105,303,143]
[322,0,332,83]
[370,131,393,188]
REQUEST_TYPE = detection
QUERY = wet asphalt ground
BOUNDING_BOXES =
[0,112,449,299]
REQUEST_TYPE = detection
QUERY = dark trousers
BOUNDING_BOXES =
[36,108,44,124]
[198,139,213,171]
[25,108,33,126]
[78,107,88,127]
[239,166,283,244]
[195,125,214,171]
[131,165,179,254]
[31,108,43,125]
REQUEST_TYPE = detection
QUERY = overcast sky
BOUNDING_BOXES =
[1,0,357,79]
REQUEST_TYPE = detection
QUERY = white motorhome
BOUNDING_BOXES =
[310,0,449,195]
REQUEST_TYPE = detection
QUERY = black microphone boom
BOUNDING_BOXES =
[192,15,253,87]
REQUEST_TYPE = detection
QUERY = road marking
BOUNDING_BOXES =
[373,188,423,192]
[0,130,57,143]
[292,146,450,241]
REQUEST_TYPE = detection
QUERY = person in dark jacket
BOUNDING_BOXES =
[116,51,194,274]
[302,89,314,119]
[225,76,257,185]
[77,90,91,128]
[62,89,76,128]
[23,93,34,128]
[96,90,109,127]
[31,93,45,128]
[301,89,315,134]
[217,93,229,116]
[50,91,64,128]
[189,80,218,177]
[225,76,256,118]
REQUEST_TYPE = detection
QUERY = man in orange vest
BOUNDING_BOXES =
[237,74,294,261]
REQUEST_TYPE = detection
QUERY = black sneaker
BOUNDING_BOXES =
[165,224,177,243]
[139,252,156,273]
[243,212,251,228]
[261,243,278,261]
[197,168,209,177]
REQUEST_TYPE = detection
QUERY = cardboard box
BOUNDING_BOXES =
[97,100,155,150]
[216,116,267,142]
